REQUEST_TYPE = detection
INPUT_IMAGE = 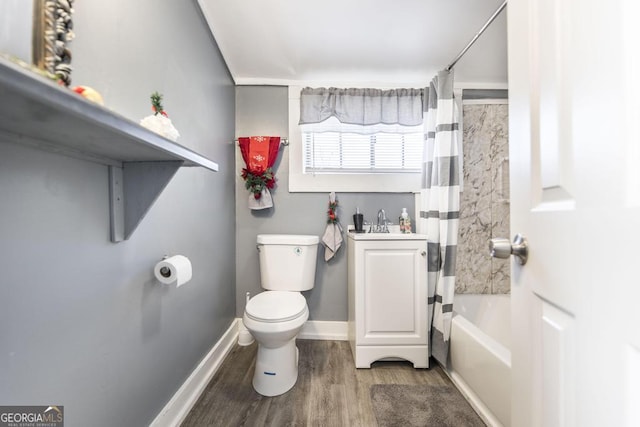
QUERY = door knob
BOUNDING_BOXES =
[489,234,528,265]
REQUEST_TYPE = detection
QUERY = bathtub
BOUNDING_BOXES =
[447,294,511,427]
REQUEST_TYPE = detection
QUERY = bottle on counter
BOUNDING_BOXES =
[399,208,412,233]
[353,206,364,232]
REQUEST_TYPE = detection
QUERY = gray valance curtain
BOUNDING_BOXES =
[299,87,424,126]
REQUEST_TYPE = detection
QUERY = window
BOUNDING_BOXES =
[289,86,423,192]
[303,131,424,174]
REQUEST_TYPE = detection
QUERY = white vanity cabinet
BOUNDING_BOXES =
[347,232,429,368]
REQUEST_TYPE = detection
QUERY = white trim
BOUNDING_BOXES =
[234,77,509,91]
[298,320,349,341]
[150,319,239,427]
[237,77,432,88]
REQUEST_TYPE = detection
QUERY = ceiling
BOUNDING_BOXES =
[198,0,507,88]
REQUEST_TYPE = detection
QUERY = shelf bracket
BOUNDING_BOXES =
[109,161,183,243]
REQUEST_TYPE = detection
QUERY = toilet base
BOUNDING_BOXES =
[252,339,299,396]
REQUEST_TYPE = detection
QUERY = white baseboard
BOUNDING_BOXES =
[150,319,239,427]
[299,320,348,341]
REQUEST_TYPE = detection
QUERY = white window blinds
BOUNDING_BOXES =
[302,131,424,174]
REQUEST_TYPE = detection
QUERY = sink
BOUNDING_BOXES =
[347,231,428,241]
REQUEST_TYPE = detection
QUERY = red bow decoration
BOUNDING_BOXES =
[239,136,281,199]
[327,196,338,223]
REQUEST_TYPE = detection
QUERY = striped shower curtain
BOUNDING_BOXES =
[418,70,461,365]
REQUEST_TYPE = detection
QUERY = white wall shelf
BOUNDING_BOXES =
[0,57,219,242]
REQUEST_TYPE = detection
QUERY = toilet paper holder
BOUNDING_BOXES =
[154,254,193,287]
[158,255,171,278]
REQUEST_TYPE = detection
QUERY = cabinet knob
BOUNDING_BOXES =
[421,251,426,256]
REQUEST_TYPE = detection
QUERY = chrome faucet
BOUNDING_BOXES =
[377,209,386,227]
[373,209,389,233]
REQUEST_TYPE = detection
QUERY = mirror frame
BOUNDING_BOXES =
[32,0,74,86]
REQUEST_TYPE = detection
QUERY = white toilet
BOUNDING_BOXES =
[242,234,319,397]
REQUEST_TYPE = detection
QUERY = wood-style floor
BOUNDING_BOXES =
[182,339,476,427]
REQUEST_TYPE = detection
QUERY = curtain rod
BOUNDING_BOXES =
[446,0,507,71]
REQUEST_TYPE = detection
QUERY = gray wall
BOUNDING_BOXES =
[0,1,235,426]
[0,1,33,61]
[235,86,415,321]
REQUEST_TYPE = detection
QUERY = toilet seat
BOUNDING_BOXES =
[245,291,307,323]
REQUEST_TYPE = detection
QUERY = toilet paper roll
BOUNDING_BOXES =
[154,255,192,287]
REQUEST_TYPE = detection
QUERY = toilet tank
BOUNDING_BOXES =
[257,234,319,291]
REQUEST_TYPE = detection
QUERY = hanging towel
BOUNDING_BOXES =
[238,136,281,210]
[322,192,342,261]
[248,188,273,210]
[322,222,343,262]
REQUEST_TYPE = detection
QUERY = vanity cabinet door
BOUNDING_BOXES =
[354,240,427,346]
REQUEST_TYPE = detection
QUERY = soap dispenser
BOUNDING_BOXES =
[353,207,364,233]
[400,208,411,234]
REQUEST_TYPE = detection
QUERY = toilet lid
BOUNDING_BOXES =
[245,291,307,323]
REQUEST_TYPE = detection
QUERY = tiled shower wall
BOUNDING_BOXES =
[456,104,510,294]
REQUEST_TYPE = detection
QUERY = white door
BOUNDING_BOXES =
[508,0,640,426]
